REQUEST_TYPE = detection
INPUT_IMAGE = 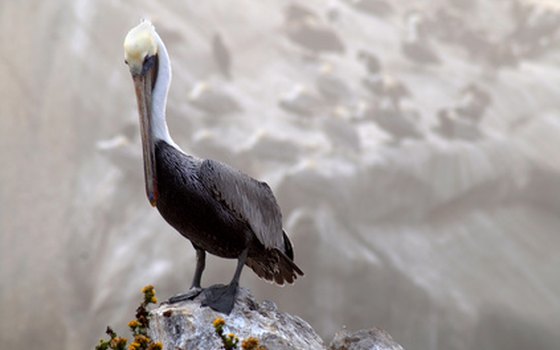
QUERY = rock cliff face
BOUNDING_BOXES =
[149,288,403,350]
[4,1,560,350]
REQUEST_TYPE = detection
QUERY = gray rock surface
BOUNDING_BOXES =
[329,328,405,350]
[149,288,326,350]
[149,288,405,349]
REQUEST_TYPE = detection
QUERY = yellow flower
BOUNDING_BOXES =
[141,285,155,294]
[128,320,140,328]
[134,334,150,345]
[242,337,260,350]
[110,337,128,349]
[148,342,163,350]
[128,342,140,350]
[150,296,158,304]
[213,317,225,328]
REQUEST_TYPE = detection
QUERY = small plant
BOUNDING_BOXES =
[95,285,162,350]
[241,337,266,350]
[213,317,239,349]
[95,327,128,350]
[213,317,267,350]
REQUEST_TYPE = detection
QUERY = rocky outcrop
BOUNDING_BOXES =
[149,288,325,349]
[329,328,405,350]
[148,288,404,350]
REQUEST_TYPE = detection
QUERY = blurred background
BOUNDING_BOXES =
[2,0,560,349]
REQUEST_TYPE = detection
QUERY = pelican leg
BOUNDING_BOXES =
[190,245,206,289]
[167,245,206,304]
[201,248,248,314]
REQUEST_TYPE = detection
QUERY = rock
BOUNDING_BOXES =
[148,287,406,350]
[329,328,405,350]
[148,288,326,350]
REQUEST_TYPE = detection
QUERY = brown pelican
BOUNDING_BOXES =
[357,49,381,75]
[362,74,412,111]
[212,33,232,80]
[357,102,422,145]
[434,109,482,141]
[344,0,394,18]
[96,121,142,178]
[401,11,440,65]
[123,20,303,314]
[278,84,324,117]
[315,63,351,103]
[454,84,492,123]
[284,4,345,54]
[188,81,242,116]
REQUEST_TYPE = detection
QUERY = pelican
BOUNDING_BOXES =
[284,4,345,54]
[212,33,232,80]
[315,63,351,103]
[434,109,482,141]
[454,83,492,123]
[401,11,440,65]
[357,49,381,75]
[188,81,242,116]
[278,84,323,117]
[123,20,303,314]
[345,0,394,18]
[362,74,412,111]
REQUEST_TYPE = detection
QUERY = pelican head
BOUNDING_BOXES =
[124,20,160,206]
[124,20,158,75]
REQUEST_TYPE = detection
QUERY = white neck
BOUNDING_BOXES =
[152,31,181,149]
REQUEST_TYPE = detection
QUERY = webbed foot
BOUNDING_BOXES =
[165,287,203,304]
[201,283,238,314]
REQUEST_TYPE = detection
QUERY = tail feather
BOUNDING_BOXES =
[283,230,295,260]
[246,248,304,285]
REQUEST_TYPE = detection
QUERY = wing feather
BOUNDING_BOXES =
[199,159,284,249]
